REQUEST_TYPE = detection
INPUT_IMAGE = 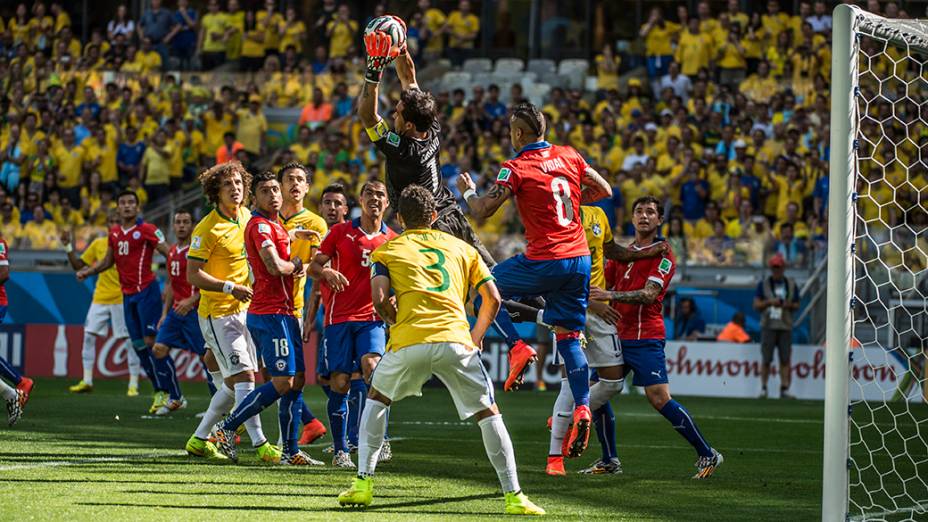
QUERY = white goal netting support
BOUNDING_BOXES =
[826,5,928,521]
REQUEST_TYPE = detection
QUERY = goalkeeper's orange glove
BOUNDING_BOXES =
[364,31,397,84]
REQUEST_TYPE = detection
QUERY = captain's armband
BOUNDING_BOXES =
[365,119,390,142]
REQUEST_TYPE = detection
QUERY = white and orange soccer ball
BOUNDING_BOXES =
[363,15,407,57]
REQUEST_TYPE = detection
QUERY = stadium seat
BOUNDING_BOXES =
[494,58,525,75]
[527,59,557,77]
[558,58,589,76]
[462,58,493,74]
[441,71,473,92]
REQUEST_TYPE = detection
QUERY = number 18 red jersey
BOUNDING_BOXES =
[496,141,590,261]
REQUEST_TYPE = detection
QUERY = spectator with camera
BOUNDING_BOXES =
[754,254,800,399]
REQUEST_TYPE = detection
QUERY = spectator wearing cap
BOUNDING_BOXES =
[659,61,692,101]
[674,297,706,340]
[138,0,174,65]
[754,253,799,399]
[717,312,751,343]
[236,95,267,158]
[216,132,245,165]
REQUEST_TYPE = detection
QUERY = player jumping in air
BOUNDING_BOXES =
[151,210,207,415]
[0,235,32,426]
[62,211,141,396]
[594,196,724,479]
[309,180,397,468]
[277,162,329,447]
[213,171,320,465]
[337,185,544,516]
[77,191,173,414]
[184,162,278,463]
[359,25,542,390]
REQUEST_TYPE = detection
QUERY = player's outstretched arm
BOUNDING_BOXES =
[358,81,382,129]
[580,167,613,204]
[60,230,86,271]
[472,280,501,348]
[76,245,115,280]
[603,239,669,262]
[591,280,662,305]
[186,258,252,303]
[371,269,396,325]
[394,49,419,91]
[457,172,512,219]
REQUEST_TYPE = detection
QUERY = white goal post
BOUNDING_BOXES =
[826,5,928,521]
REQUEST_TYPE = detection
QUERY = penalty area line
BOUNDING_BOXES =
[0,450,184,471]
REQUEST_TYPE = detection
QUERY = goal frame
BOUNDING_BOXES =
[824,5,928,520]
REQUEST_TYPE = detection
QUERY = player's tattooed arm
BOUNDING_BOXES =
[371,275,397,325]
[591,280,662,305]
[456,172,512,219]
[603,240,669,262]
[580,167,613,204]
[258,244,300,277]
[357,80,381,129]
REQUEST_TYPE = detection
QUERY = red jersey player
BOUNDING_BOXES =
[77,190,172,413]
[309,179,397,467]
[594,195,723,479]
[0,235,33,425]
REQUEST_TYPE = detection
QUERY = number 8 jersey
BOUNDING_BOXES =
[496,141,591,261]
[318,218,397,327]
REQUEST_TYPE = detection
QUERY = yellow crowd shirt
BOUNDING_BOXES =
[326,19,357,58]
[258,10,284,51]
[142,146,172,185]
[447,11,479,48]
[370,229,493,352]
[281,208,327,317]
[201,12,228,53]
[580,206,612,291]
[188,207,252,317]
[81,236,122,305]
[423,8,447,51]
[235,109,267,155]
[53,144,85,189]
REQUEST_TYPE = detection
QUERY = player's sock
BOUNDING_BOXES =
[0,355,23,385]
[347,378,367,447]
[132,340,159,390]
[328,390,349,452]
[556,333,590,406]
[194,384,235,439]
[279,390,302,456]
[154,354,182,401]
[0,377,17,401]
[594,403,617,461]
[204,369,217,396]
[475,294,521,347]
[478,414,521,493]
[357,399,389,478]
[81,331,96,385]
[549,378,574,456]
[300,402,316,424]
[588,378,624,411]
[226,381,277,445]
[126,341,141,388]
[659,400,713,458]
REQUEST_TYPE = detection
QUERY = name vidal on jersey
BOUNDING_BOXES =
[540,157,566,173]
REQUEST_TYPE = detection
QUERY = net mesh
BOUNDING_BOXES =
[849,12,928,521]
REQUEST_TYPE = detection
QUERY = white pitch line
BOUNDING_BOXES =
[0,450,183,472]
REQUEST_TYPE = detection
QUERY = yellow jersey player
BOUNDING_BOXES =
[62,211,140,396]
[337,185,544,516]
[183,161,278,463]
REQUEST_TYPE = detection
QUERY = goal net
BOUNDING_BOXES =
[826,5,928,521]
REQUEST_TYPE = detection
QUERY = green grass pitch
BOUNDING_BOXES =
[0,378,825,520]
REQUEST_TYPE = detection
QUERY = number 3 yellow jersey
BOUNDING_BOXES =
[370,229,494,352]
[188,207,252,318]
[581,205,612,290]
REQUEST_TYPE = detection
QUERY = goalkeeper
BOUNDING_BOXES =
[358,19,543,388]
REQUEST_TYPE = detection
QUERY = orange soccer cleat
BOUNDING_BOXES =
[565,405,592,458]
[298,418,328,446]
[16,377,34,408]
[546,455,566,476]
[504,341,537,392]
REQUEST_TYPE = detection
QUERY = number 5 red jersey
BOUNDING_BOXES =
[496,141,590,261]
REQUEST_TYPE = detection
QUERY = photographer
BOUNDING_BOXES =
[754,254,800,399]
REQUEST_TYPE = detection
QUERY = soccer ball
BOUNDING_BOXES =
[364,15,407,55]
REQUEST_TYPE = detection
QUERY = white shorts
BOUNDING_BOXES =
[85,303,129,338]
[552,313,624,368]
[199,311,259,378]
[371,343,495,420]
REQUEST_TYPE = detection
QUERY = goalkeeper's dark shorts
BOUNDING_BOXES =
[432,206,496,269]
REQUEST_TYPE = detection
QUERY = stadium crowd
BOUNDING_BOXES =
[0,0,915,270]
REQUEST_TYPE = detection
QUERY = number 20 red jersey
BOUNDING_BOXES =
[496,141,590,261]
[167,244,193,303]
[108,220,165,295]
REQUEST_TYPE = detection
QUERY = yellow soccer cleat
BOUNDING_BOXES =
[185,435,228,460]
[256,442,282,464]
[68,381,94,394]
[126,385,139,397]
[149,391,167,414]
[505,491,546,516]
[338,477,373,507]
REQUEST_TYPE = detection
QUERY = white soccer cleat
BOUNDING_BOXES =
[332,450,356,469]
[281,450,325,466]
[212,423,239,463]
[692,450,724,479]
[377,441,393,463]
[6,390,24,426]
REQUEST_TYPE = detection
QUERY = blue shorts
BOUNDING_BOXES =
[492,254,591,332]
[622,339,669,387]
[123,282,162,342]
[0,305,6,322]
[646,55,671,78]
[155,309,206,356]
[322,321,386,375]
[246,313,305,376]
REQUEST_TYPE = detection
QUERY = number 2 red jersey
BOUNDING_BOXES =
[167,244,194,303]
[496,141,590,261]
[605,242,676,341]
[318,218,397,326]
[108,220,165,295]
[244,212,295,316]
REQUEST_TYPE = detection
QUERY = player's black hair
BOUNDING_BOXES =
[321,183,347,199]
[116,190,139,205]
[631,195,664,217]
[223,131,236,140]
[510,102,545,138]
[399,88,436,132]
[276,161,311,182]
[360,178,387,196]
[173,208,194,220]
[398,184,435,229]
[251,170,278,195]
